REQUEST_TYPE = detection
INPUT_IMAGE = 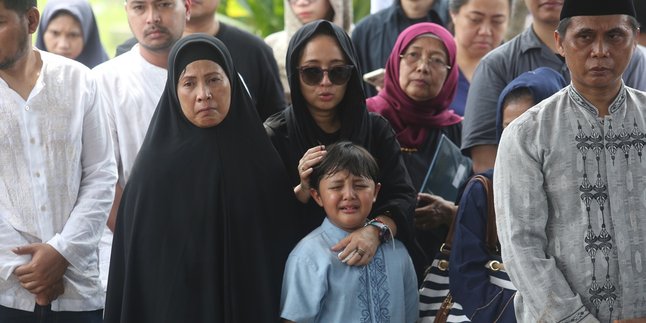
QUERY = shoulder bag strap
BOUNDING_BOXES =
[440,206,458,255]
[472,175,498,254]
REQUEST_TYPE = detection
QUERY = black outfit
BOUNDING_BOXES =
[105,34,298,323]
[115,22,286,121]
[351,0,448,97]
[214,23,286,120]
[264,20,423,273]
[400,125,462,265]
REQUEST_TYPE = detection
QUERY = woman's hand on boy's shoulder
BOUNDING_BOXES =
[330,226,380,266]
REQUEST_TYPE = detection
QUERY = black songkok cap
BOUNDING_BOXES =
[560,0,637,20]
[634,0,645,26]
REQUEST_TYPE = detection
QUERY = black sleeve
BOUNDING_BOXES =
[368,114,417,246]
[254,42,287,121]
[351,19,377,96]
[115,37,138,57]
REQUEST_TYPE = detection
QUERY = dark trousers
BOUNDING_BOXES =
[0,304,102,323]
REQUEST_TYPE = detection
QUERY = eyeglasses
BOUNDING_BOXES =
[288,0,318,5]
[298,65,354,86]
[400,52,451,71]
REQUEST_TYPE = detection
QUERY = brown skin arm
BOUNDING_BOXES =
[35,279,65,306]
[415,193,458,230]
[13,244,69,305]
[294,146,327,203]
[470,144,497,173]
[107,184,123,232]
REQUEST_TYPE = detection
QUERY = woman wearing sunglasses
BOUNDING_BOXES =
[265,0,352,103]
[366,22,464,269]
[265,20,422,274]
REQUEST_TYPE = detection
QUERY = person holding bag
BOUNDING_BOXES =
[419,68,566,322]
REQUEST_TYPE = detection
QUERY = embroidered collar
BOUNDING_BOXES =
[567,84,627,116]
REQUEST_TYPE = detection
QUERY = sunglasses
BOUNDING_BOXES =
[298,65,354,86]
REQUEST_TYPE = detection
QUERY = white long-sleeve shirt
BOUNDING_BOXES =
[92,44,167,292]
[92,44,167,187]
[0,50,117,312]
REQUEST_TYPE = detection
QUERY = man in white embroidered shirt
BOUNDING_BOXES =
[0,1,116,322]
[92,0,190,297]
[494,0,646,322]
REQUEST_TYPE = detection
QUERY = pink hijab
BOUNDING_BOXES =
[367,22,462,148]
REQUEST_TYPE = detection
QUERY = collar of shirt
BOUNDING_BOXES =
[321,217,351,243]
[568,83,628,116]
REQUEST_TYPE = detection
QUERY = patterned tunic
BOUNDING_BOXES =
[494,84,646,322]
[280,218,418,322]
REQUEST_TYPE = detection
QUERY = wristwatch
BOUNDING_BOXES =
[365,218,392,242]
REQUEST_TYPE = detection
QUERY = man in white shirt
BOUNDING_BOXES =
[92,0,190,292]
[0,1,117,322]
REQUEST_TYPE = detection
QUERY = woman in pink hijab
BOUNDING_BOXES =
[367,22,464,266]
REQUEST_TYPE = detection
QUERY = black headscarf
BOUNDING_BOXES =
[105,34,297,323]
[284,20,370,151]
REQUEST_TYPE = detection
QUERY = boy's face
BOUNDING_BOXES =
[311,170,380,232]
[502,94,534,129]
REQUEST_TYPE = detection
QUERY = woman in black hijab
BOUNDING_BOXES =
[264,20,423,273]
[105,34,298,323]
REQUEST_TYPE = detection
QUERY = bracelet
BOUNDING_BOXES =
[365,218,393,243]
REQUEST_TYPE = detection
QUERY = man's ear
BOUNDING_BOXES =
[26,7,39,34]
[184,0,191,22]
[310,188,324,207]
[554,31,565,56]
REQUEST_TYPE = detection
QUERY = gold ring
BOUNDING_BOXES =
[356,248,366,257]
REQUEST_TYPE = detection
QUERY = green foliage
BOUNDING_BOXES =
[219,0,284,36]
[218,0,371,37]
[353,0,370,23]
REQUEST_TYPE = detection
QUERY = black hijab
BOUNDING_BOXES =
[284,20,370,152]
[105,34,297,323]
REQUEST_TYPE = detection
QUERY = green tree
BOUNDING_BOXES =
[219,0,371,37]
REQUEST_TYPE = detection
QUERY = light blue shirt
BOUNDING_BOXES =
[281,218,418,323]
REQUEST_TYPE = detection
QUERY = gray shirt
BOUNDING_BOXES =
[494,84,646,322]
[462,26,646,153]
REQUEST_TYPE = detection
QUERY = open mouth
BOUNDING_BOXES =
[340,205,359,213]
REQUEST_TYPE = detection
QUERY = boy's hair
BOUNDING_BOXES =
[309,141,379,191]
[501,87,533,109]
[1,0,36,14]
